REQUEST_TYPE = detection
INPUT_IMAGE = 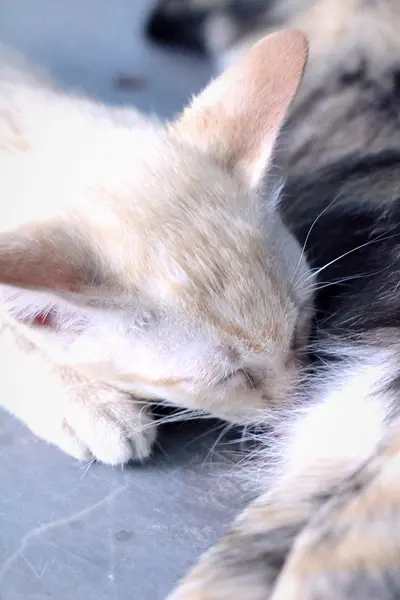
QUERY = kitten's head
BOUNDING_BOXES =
[0,31,313,424]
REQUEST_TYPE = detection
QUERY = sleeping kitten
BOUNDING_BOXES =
[0,32,312,465]
[165,0,400,598]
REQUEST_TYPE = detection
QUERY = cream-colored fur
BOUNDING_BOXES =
[0,31,313,465]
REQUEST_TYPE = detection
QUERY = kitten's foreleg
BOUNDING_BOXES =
[0,311,156,464]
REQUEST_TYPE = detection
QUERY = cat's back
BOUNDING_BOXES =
[0,46,146,162]
[0,45,153,232]
[279,1,400,339]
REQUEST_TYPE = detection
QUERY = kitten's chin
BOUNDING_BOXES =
[91,359,302,427]
[200,373,301,426]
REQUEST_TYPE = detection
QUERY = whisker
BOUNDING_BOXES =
[289,192,343,288]
[297,227,400,288]
[203,422,237,465]
[311,267,390,292]
[180,421,229,452]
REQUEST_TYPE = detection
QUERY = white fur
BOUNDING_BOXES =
[270,348,395,494]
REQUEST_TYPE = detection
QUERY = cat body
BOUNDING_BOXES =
[148,0,313,72]
[164,1,400,599]
[6,1,400,596]
[0,34,312,463]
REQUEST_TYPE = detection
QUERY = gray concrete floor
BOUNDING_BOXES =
[0,2,251,598]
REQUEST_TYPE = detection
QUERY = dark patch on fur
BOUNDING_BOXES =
[286,165,400,335]
[146,3,208,54]
[217,524,303,588]
[386,372,400,399]
[146,0,209,55]
[146,0,276,55]
[338,57,368,85]
[280,55,400,362]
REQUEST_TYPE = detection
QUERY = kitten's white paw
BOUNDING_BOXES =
[0,317,156,465]
[59,387,157,465]
[32,379,156,466]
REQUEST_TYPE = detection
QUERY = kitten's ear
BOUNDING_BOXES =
[0,223,107,300]
[171,29,308,189]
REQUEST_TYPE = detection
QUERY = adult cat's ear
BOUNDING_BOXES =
[171,29,308,189]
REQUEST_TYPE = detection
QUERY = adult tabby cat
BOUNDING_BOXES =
[0,32,312,464]
[161,1,400,599]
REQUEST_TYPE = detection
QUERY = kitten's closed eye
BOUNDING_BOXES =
[219,368,261,389]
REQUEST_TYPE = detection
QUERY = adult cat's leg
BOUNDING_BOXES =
[0,311,156,465]
[168,423,400,600]
[270,424,400,600]
[167,354,392,599]
[166,483,319,600]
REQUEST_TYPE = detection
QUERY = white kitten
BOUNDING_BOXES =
[0,31,313,464]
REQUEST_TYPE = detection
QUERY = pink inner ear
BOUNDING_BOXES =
[31,311,54,328]
[5,290,57,329]
[3,289,90,335]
